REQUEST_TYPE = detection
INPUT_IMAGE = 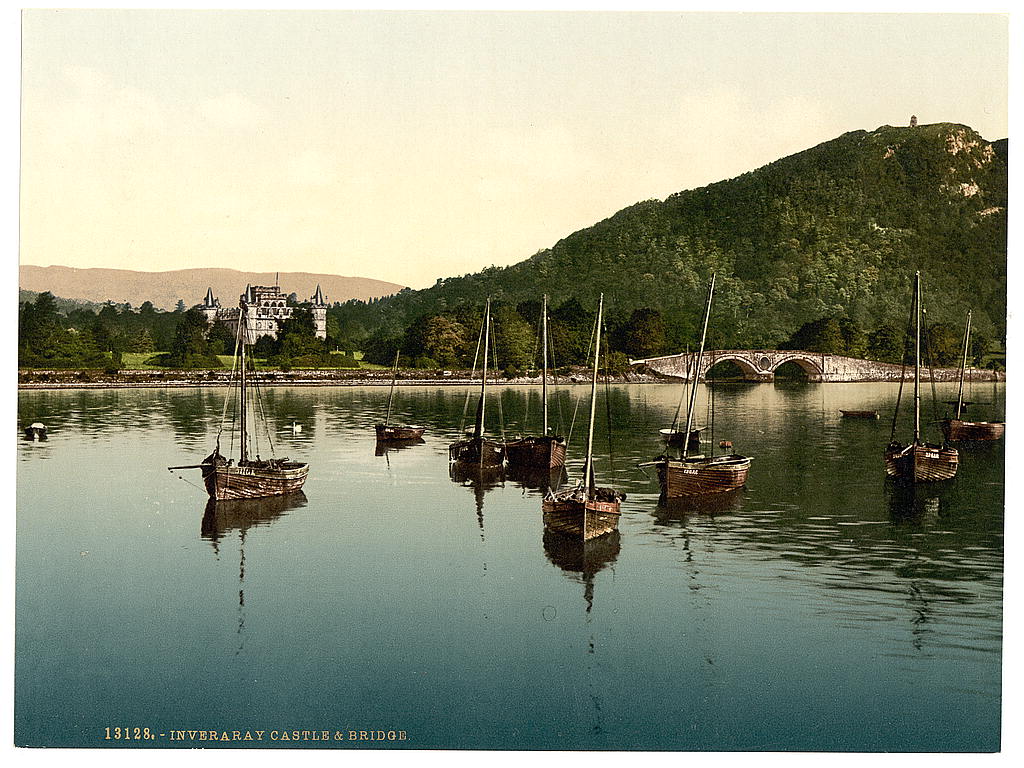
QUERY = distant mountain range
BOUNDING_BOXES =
[18,266,404,311]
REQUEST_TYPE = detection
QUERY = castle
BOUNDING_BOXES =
[200,283,328,343]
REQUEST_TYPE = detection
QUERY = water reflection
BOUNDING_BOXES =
[886,481,954,527]
[449,463,505,542]
[200,492,308,656]
[542,529,620,614]
[374,437,425,456]
[201,491,309,545]
[506,465,568,494]
[654,488,745,520]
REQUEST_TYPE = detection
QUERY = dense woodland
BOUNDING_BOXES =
[19,123,1006,373]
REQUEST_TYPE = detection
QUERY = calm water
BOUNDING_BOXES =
[16,381,1004,751]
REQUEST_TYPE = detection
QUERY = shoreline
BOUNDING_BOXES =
[17,366,1005,390]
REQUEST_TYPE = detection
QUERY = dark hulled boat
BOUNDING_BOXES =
[658,427,702,450]
[375,350,426,442]
[541,293,623,541]
[170,297,309,500]
[840,410,880,420]
[645,274,752,498]
[884,272,958,483]
[939,310,1004,442]
[449,298,506,467]
[506,295,567,471]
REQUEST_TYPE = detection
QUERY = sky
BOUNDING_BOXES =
[18,8,1009,289]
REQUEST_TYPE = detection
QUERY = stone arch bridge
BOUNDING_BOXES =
[630,350,968,383]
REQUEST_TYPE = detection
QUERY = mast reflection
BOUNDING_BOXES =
[200,492,308,655]
[542,529,620,614]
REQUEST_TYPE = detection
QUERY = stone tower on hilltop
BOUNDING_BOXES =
[201,282,328,344]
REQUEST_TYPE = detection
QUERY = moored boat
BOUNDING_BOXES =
[939,310,1004,442]
[169,295,309,500]
[840,410,880,420]
[375,350,426,442]
[658,427,702,450]
[884,272,958,483]
[449,299,506,467]
[506,295,567,471]
[644,274,752,498]
[541,293,624,541]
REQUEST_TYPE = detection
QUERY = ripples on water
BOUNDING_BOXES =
[16,382,1003,751]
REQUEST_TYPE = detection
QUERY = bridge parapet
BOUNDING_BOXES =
[630,350,997,383]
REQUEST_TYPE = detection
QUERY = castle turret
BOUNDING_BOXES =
[200,287,220,326]
[310,284,328,340]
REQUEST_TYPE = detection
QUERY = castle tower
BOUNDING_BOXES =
[199,286,221,326]
[310,284,328,340]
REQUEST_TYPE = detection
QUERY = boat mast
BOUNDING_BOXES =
[914,271,921,445]
[542,293,549,436]
[239,302,249,464]
[582,294,604,497]
[683,274,716,459]
[955,310,972,420]
[474,299,491,442]
[385,350,400,427]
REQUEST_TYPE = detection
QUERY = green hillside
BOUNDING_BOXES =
[339,122,1007,354]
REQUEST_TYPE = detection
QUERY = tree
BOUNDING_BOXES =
[175,299,186,313]
[167,308,221,368]
[618,308,667,359]
[925,323,961,367]
[405,314,466,367]
[206,320,236,356]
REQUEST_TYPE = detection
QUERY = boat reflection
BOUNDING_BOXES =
[886,480,950,526]
[374,436,425,456]
[543,529,621,613]
[199,491,307,656]
[506,464,568,493]
[654,487,744,521]
[201,491,309,544]
[449,462,505,540]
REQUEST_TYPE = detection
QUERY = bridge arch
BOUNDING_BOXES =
[769,353,824,378]
[701,353,762,380]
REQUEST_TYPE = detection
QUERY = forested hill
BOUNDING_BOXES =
[352,122,1007,350]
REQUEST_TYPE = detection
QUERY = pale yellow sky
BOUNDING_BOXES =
[19,9,1009,288]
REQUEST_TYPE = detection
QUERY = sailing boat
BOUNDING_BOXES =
[884,272,959,482]
[644,274,751,498]
[542,293,623,541]
[449,299,506,467]
[659,347,702,451]
[940,310,1004,442]
[375,350,426,441]
[169,297,310,500]
[506,294,567,470]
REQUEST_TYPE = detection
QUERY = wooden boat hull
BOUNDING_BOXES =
[202,461,309,501]
[884,443,958,483]
[656,454,751,498]
[542,495,622,541]
[505,435,566,470]
[840,410,880,420]
[375,423,426,441]
[940,419,1004,442]
[449,437,505,467]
